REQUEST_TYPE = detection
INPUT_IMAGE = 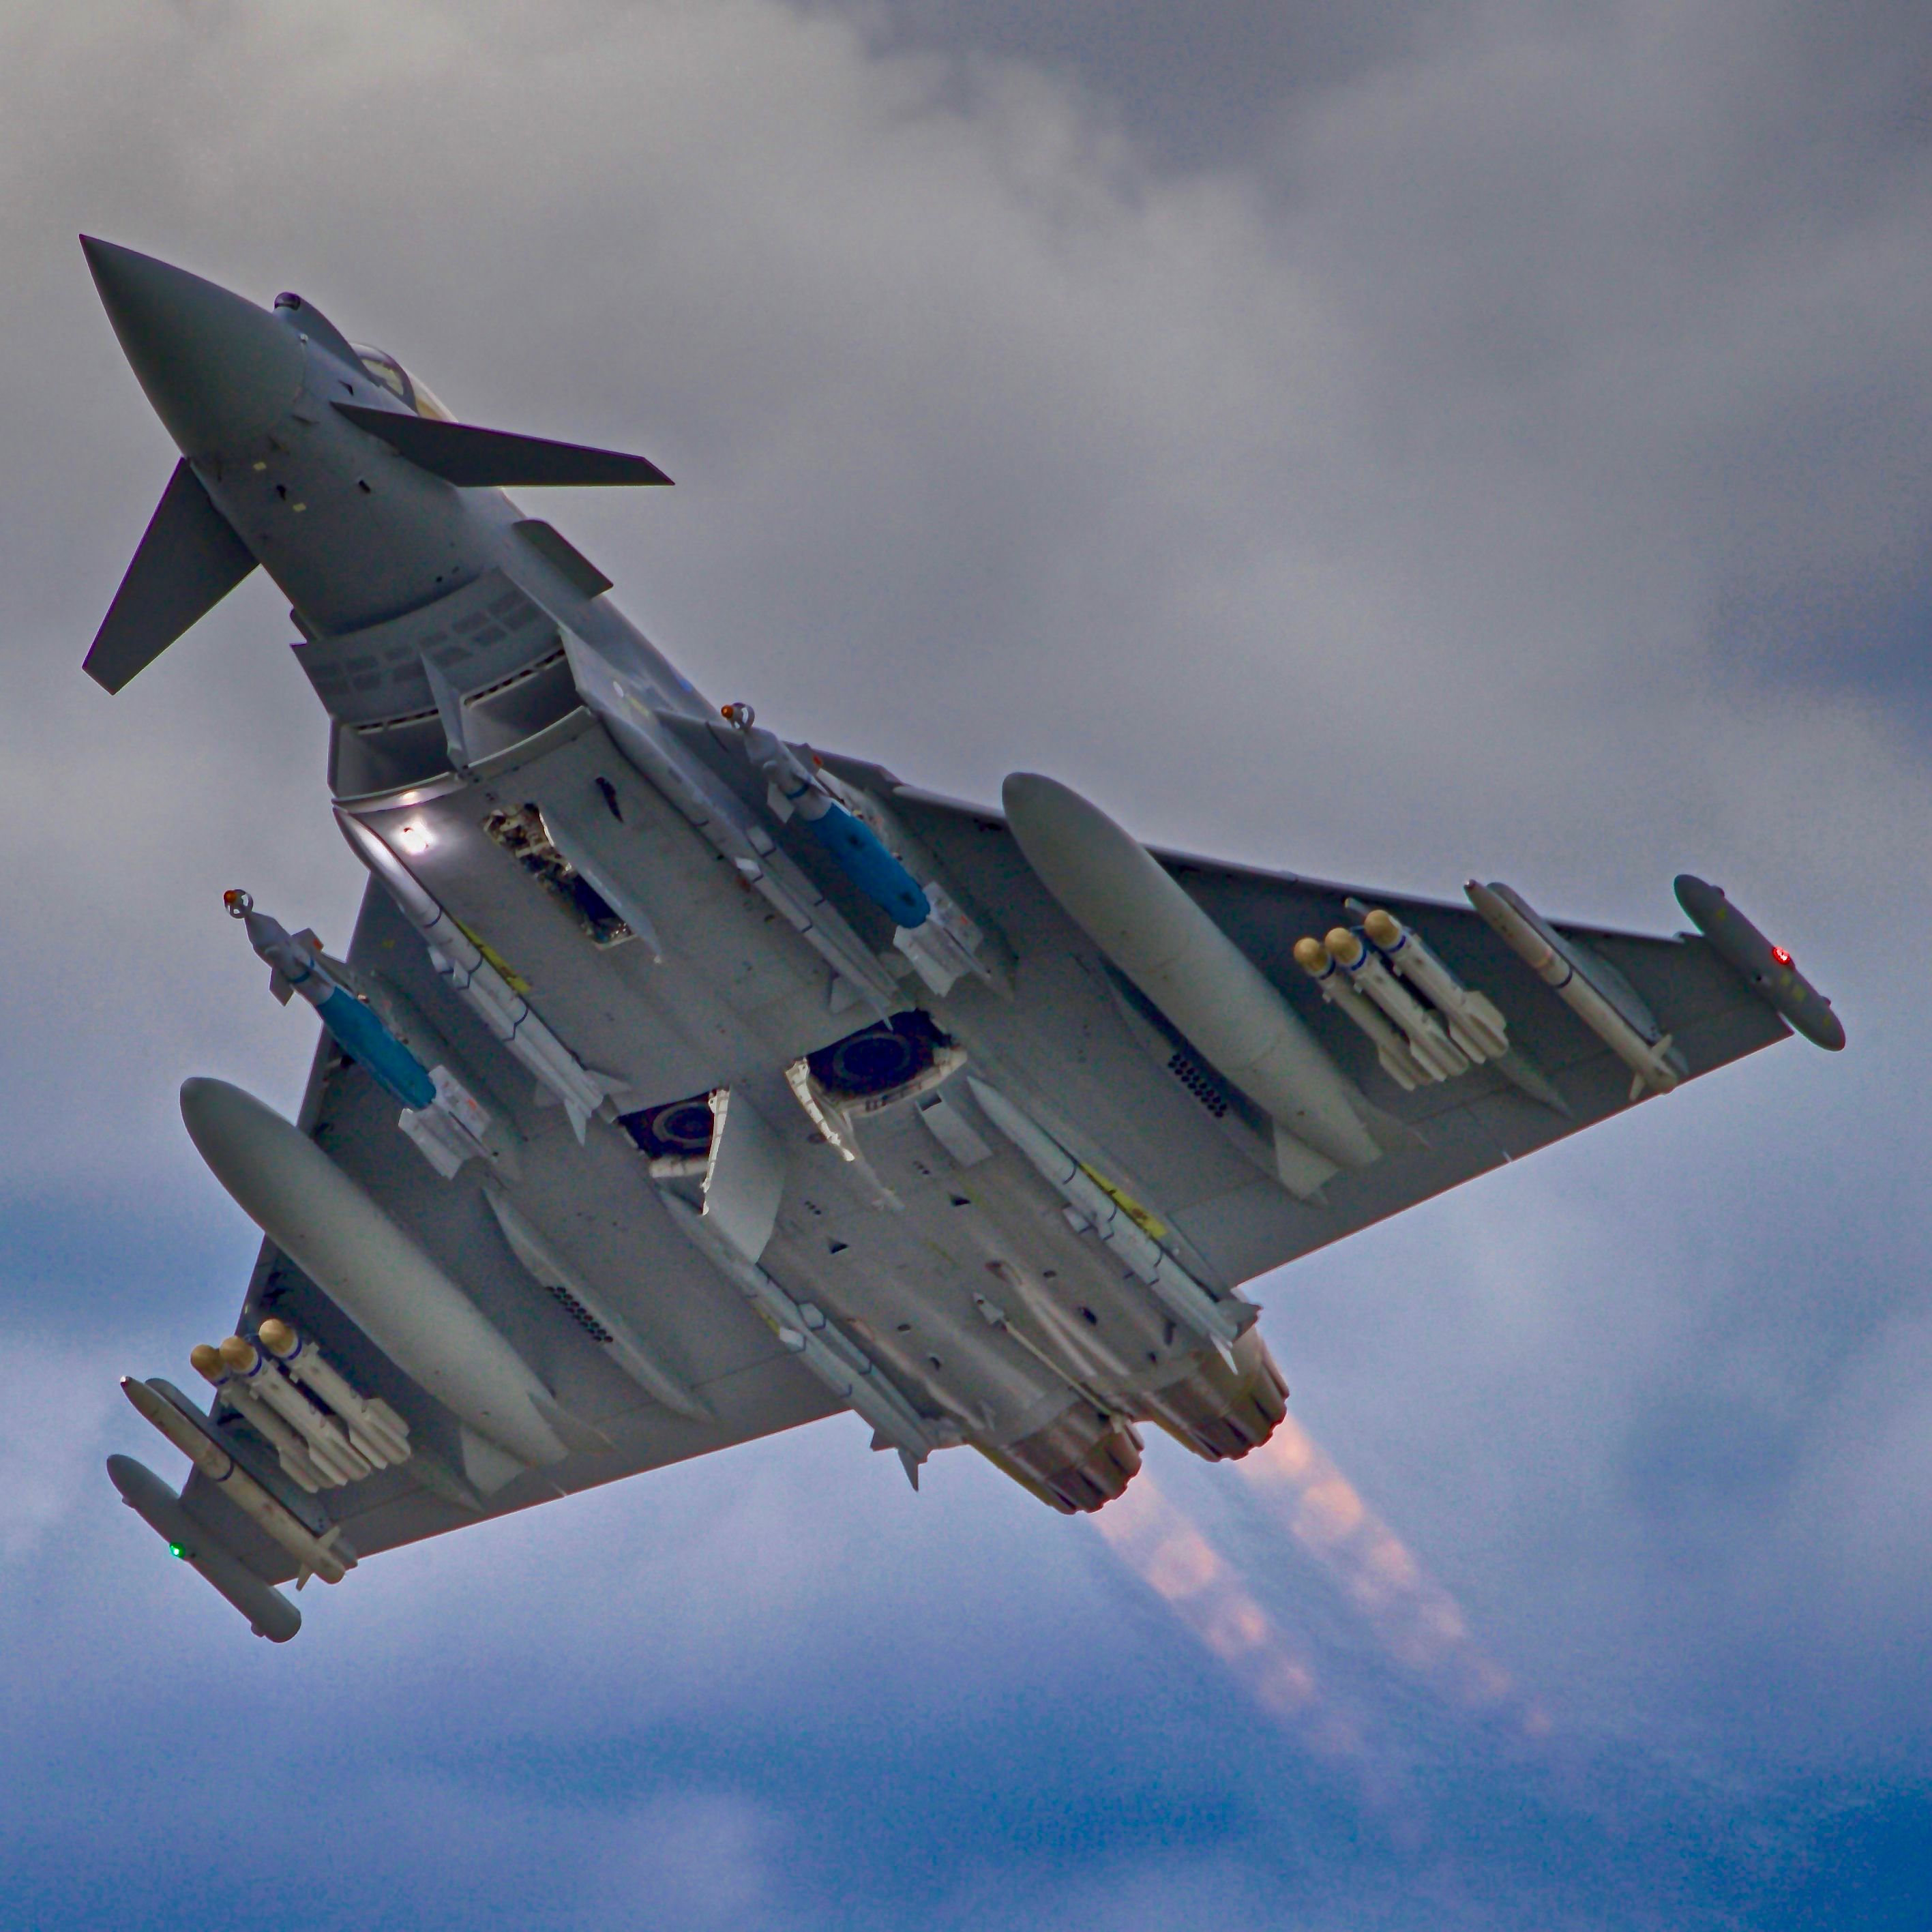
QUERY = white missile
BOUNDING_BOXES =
[966,1078,1249,1364]
[1002,775,1380,1177]
[1323,927,1469,1083]
[480,1185,709,1420]
[658,1191,939,1481]
[216,1335,374,1483]
[335,809,612,1140]
[180,1078,569,1468]
[1361,908,1509,1062]
[1465,881,1679,1099]
[1292,937,1429,1092]
[190,1343,331,1493]
[107,1455,302,1641]
[256,1318,413,1468]
[119,1376,353,1585]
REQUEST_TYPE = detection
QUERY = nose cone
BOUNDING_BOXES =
[82,237,303,455]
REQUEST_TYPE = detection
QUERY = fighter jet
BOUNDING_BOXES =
[81,239,1845,1641]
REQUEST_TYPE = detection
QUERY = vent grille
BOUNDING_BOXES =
[544,1281,614,1346]
[1167,1049,1230,1118]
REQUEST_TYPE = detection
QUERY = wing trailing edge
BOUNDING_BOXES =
[332,403,672,488]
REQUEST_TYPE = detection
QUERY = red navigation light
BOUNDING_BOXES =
[1772,946,1792,966]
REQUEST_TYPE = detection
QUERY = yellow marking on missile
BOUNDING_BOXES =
[1075,1164,1166,1238]
[455,919,531,992]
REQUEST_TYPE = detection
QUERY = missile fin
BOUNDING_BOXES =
[529,1390,613,1456]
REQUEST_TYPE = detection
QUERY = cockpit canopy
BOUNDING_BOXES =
[350,345,454,422]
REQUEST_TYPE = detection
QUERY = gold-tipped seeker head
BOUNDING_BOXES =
[217,1335,256,1373]
[1324,927,1364,966]
[1292,937,1331,973]
[1363,909,1400,949]
[188,1343,225,1384]
[257,1318,296,1358]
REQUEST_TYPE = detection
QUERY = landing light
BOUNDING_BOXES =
[396,824,432,856]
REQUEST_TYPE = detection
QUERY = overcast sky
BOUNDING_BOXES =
[4,2,1931,1925]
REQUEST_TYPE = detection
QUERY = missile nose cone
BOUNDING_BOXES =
[80,237,303,455]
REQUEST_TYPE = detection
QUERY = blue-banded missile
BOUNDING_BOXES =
[1673,875,1845,1052]
[724,704,932,928]
[106,1454,301,1641]
[1322,927,1469,1082]
[226,889,436,1112]
[1292,936,1429,1091]
[190,1344,329,1491]
[722,703,992,995]
[257,1318,414,1466]
[214,1335,372,1484]
[1360,908,1510,1062]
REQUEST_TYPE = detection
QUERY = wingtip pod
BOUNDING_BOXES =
[1673,874,1845,1052]
[106,1453,301,1642]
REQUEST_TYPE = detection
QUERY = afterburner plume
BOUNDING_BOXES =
[1234,1417,1546,1734]
[1093,1468,1372,1770]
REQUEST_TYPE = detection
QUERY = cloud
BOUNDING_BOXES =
[3,0,1932,1924]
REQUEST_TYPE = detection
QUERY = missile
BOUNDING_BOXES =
[1001,774,1379,1177]
[1466,881,1680,1098]
[226,889,500,1178]
[1292,937,1429,1091]
[119,1376,353,1584]
[966,1078,1251,1364]
[216,1335,374,1484]
[658,1190,939,1482]
[1322,927,1469,1083]
[722,703,990,996]
[190,1343,331,1492]
[226,890,436,1111]
[561,666,901,1013]
[256,1318,414,1465]
[1673,874,1845,1051]
[724,703,932,930]
[106,1455,301,1641]
[1360,908,1510,1062]
[334,809,612,1141]
[180,1076,569,1468]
